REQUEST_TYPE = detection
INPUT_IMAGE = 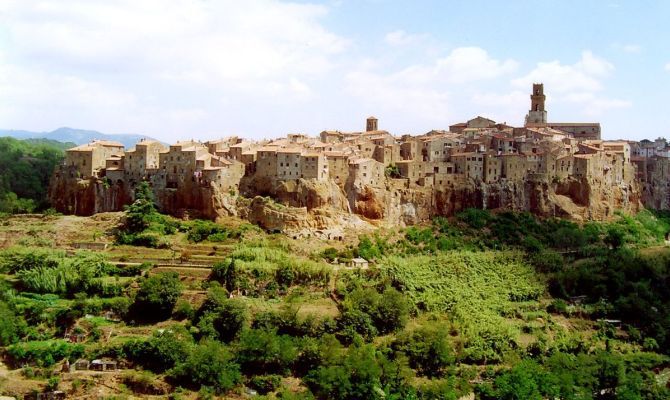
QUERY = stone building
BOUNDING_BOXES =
[277,147,302,180]
[325,151,350,185]
[158,141,210,188]
[64,140,125,178]
[256,147,279,178]
[366,116,378,132]
[301,152,328,180]
[525,83,547,126]
[124,139,166,182]
[348,158,384,187]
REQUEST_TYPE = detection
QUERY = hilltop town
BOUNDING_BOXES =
[49,84,670,234]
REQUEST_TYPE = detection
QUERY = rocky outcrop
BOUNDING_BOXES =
[240,176,350,212]
[50,166,643,233]
[49,168,129,216]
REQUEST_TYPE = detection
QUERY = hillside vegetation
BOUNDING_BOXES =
[0,137,74,213]
[1,194,670,398]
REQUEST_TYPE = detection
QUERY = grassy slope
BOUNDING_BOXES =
[0,211,669,399]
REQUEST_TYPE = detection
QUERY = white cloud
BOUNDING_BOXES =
[0,0,347,138]
[665,63,670,71]
[611,43,641,53]
[344,47,518,128]
[436,47,518,84]
[513,51,612,93]
[512,51,628,116]
[384,30,429,46]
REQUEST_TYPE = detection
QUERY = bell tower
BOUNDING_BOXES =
[525,83,547,126]
[366,116,378,132]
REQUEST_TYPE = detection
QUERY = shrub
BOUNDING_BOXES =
[122,370,165,395]
[6,340,84,367]
[337,287,410,340]
[210,260,238,292]
[321,247,338,262]
[123,327,193,372]
[237,329,299,375]
[170,340,241,394]
[393,325,455,377]
[173,299,195,321]
[131,272,183,321]
[305,342,385,400]
[457,208,492,229]
[197,296,248,342]
[547,299,568,315]
[0,301,25,346]
[249,374,282,394]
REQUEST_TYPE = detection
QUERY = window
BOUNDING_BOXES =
[363,173,367,177]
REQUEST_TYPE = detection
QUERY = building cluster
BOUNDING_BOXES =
[60,84,640,196]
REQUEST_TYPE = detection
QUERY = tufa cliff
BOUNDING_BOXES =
[49,165,642,233]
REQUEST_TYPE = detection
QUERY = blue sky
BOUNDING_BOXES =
[0,0,668,142]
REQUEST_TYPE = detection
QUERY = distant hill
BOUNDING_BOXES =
[22,138,77,151]
[0,127,159,148]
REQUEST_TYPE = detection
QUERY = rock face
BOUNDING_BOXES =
[48,168,129,216]
[50,166,643,232]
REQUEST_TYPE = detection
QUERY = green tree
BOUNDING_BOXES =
[124,326,193,373]
[236,328,299,375]
[197,295,248,342]
[0,301,24,345]
[305,342,384,400]
[170,340,241,394]
[132,272,183,321]
[393,325,454,377]
[124,182,158,233]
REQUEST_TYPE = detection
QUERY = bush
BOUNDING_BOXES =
[305,342,388,400]
[6,340,84,367]
[197,295,248,342]
[173,299,194,321]
[457,208,492,229]
[0,301,25,346]
[131,272,183,321]
[122,370,165,395]
[237,329,299,375]
[547,299,568,315]
[337,287,410,341]
[393,325,454,377]
[184,220,242,243]
[321,247,338,262]
[123,327,193,373]
[210,260,238,292]
[249,374,282,395]
[170,340,241,394]
[15,252,113,296]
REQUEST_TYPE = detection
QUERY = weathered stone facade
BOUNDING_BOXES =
[50,83,660,231]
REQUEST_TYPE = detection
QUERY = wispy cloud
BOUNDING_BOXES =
[512,51,629,116]
[384,30,430,46]
[611,42,641,53]
[0,0,347,138]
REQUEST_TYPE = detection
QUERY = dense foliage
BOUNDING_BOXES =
[130,272,183,321]
[3,205,670,398]
[117,182,178,248]
[0,137,74,213]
